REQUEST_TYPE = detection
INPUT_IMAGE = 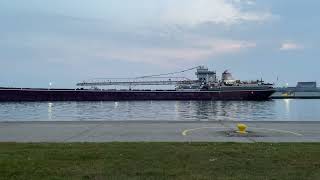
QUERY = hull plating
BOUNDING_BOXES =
[0,88,275,101]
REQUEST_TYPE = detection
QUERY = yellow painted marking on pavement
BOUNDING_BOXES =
[253,128,303,136]
[182,127,303,136]
[182,127,227,136]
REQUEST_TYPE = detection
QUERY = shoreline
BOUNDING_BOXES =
[1,121,320,142]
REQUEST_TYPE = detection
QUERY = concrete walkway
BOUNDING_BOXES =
[0,121,320,142]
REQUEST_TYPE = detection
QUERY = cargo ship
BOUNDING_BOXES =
[0,66,275,101]
[272,82,320,99]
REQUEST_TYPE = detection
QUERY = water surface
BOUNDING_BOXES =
[0,99,319,121]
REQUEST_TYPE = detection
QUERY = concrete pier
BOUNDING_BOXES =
[1,121,320,142]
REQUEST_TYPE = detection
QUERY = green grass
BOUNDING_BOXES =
[0,143,320,180]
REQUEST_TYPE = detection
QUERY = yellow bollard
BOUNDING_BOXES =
[237,123,248,134]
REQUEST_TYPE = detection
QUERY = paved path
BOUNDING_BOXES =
[0,121,320,142]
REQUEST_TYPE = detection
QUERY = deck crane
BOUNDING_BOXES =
[76,66,203,87]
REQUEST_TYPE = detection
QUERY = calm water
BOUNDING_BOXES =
[0,99,319,121]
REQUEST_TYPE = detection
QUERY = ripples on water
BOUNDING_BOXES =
[0,99,319,121]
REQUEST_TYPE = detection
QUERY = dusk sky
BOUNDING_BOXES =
[0,0,319,88]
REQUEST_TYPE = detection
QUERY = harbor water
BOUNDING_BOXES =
[0,99,319,122]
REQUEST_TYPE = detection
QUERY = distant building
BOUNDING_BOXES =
[272,81,320,99]
[296,82,317,89]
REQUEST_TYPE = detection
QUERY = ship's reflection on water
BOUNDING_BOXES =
[48,102,53,120]
[0,99,319,121]
[173,101,277,121]
[283,99,291,114]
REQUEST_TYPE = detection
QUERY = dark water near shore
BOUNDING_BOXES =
[0,99,319,121]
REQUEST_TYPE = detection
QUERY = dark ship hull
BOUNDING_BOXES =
[0,88,275,101]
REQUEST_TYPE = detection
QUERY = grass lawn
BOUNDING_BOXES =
[0,143,320,180]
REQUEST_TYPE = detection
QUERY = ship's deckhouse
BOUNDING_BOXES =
[195,66,217,84]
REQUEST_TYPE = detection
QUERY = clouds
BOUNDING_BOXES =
[7,25,256,67]
[280,42,304,51]
[0,6,263,67]
[0,0,298,67]
[162,0,272,26]
[4,0,272,27]
[95,39,256,66]
[1,0,320,87]
[0,0,282,68]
